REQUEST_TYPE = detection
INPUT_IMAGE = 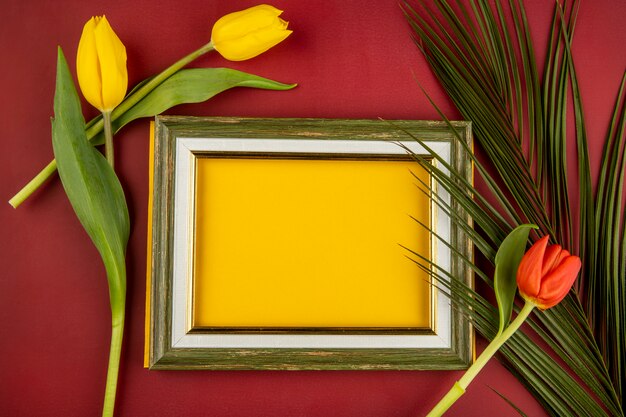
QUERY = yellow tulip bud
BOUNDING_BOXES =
[211,5,292,61]
[76,16,128,112]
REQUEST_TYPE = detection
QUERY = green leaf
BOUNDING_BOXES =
[494,224,537,334]
[90,68,297,146]
[51,47,129,315]
[9,65,296,208]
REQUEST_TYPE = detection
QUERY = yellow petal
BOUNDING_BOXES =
[211,5,291,61]
[94,16,128,110]
[76,17,105,110]
[215,26,292,61]
[212,5,283,43]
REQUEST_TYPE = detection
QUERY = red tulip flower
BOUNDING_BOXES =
[427,227,583,416]
[516,236,581,309]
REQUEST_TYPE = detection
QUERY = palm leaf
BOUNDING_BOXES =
[489,386,529,417]
[402,0,624,415]
[591,72,626,400]
[405,129,621,415]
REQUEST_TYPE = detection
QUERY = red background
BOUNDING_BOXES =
[1,1,624,416]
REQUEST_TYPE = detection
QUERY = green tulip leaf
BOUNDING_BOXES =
[90,68,297,146]
[494,224,538,335]
[51,47,129,315]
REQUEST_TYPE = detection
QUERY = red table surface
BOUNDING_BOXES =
[1,1,624,416]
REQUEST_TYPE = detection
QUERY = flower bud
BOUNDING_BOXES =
[516,236,581,309]
[211,5,292,61]
[76,16,128,111]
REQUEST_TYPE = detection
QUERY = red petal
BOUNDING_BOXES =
[556,248,571,265]
[541,244,562,277]
[537,256,581,308]
[517,236,549,299]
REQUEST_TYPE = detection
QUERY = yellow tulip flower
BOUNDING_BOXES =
[211,4,292,61]
[76,16,128,111]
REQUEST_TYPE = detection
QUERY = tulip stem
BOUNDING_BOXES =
[102,111,114,167]
[109,41,215,119]
[8,41,215,208]
[425,302,535,417]
[102,311,125,417]
[8,160,58,208]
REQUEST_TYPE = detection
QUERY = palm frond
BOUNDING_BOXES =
[489,386,529,417]
[402,0,625,414]
[591,72,626,399]
[406,128,622,415]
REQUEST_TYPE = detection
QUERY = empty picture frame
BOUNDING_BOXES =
[146,116,473,370]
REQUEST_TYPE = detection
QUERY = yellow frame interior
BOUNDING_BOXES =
[191,156,432,330]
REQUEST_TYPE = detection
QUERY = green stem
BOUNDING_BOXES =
[426,302,536,416]
[9,41,215,208]
[102,312,125,417]
[108,41,214,119]
[425,382,465,417]
[8,160,58,208]
[103,111,114,167]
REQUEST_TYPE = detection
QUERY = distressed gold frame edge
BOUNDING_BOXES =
[148,116,473,370]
